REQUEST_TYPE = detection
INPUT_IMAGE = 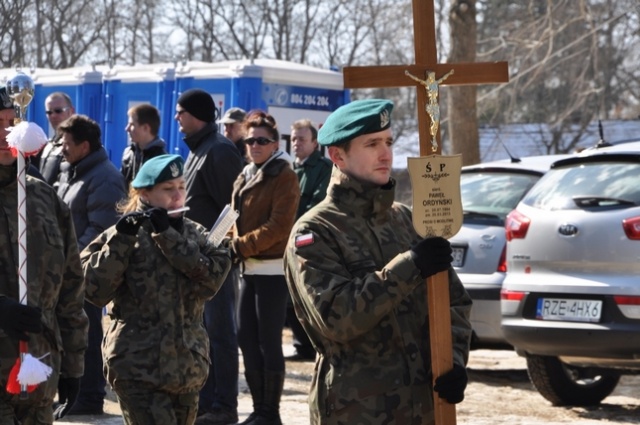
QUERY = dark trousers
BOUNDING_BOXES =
[198,268,239,414]
[76,301,106,408]
[238,274,288,373]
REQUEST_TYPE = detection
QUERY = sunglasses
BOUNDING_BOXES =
[245,137,275,146]
[45,107,70,115]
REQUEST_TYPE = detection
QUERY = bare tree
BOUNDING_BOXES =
[477,0,639,153]
[0,0,31,67]
[447,0,480,165]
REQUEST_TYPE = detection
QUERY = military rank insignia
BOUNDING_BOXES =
[295,233,314,248]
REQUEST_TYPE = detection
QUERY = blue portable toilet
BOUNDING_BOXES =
[170,59,350,157]
[101,64,176,167]
[1,66,103,137]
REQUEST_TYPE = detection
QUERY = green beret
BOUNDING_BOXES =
[318,99,393,147]
[132,154,184,189]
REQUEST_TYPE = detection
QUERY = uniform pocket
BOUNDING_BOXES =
[325,359,406,417]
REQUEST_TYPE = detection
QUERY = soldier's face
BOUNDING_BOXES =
[329,128,394,186]
[0,108,16,166]
[141,176,187,217]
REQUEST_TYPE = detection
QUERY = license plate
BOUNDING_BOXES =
[452,246,466,268]
[536,298,602,323]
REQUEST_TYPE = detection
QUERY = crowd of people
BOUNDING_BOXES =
[0,84,472,425]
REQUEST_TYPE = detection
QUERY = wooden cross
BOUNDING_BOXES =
[343,1,508,425]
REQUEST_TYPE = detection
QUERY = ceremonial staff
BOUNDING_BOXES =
[5,71,49,398]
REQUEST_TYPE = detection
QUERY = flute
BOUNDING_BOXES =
[167,207,190,215]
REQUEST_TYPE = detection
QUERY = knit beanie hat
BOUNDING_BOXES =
[177,89,216,123]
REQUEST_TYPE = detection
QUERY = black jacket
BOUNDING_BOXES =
[183,123,243,228]
[120,137,167,185]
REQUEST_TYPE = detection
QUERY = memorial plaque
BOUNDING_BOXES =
[408,155,462,238]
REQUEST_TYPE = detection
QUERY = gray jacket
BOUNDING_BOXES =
[57,147,126,250]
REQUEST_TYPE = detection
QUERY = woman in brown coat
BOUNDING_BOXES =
[229,110,300,425]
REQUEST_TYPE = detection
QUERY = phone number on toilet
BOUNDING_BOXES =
[290,93,330,107]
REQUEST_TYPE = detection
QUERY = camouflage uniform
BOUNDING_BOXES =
[0,163,88,425]
[284,167,473,425]
[81,216,232,424]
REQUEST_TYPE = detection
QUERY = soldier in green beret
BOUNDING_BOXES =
[284,99,473,425]
[81,154,233,425]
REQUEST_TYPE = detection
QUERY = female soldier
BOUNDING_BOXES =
[229,111,300,425]
[81,154,232,425]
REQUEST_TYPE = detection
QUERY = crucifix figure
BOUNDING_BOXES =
[343,1,509,424]
[405,69,454,152]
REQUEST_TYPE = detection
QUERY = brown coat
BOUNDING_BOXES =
[231,156,300,260]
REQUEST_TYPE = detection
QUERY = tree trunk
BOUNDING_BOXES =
[447,0,480,165]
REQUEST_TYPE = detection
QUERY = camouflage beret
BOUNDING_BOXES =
[0,85,13,111]
[318,99,393,147]
[132,154,184,189]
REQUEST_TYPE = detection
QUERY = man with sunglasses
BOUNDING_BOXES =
[37,92,75,186]
[175,89,243,425]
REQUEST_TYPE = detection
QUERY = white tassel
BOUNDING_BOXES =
[6,121,48,155]
[18,353,53,386]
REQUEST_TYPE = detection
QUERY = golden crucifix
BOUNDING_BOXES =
[405,69,454,152]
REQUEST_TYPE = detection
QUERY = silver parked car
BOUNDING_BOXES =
[501,141,640,406]
[451,154,570,348]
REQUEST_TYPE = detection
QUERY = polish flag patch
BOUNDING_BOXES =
[295,233,315,248]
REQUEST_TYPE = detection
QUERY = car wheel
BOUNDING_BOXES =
[526,354,620,406]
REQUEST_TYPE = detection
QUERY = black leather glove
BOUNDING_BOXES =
[434,364,468,404]
[410,237,453,278]
[0,296,42,341]
[147,207,170,233]
[53,377,81,419]
[116,211,147,235]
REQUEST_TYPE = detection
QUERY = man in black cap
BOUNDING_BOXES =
[175,88,243,425]
[218,107,248,165]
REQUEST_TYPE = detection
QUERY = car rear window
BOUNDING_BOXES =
[522,162,640,211]
[461,172,540,220]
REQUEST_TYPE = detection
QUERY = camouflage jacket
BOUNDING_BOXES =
[284,167,473,425]
[81,218,232,394]
[0,163,88,405]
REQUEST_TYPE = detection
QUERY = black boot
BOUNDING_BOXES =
[250,371,285,425]
[237,371,264,425]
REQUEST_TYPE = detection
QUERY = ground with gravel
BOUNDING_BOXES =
[57,330,640,425]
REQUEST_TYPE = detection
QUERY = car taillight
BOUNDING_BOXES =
[500,289,525,301]
[622,217,640,240]
[505,210,531,241]
[496,245,507,273]
[614,295,640,319]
